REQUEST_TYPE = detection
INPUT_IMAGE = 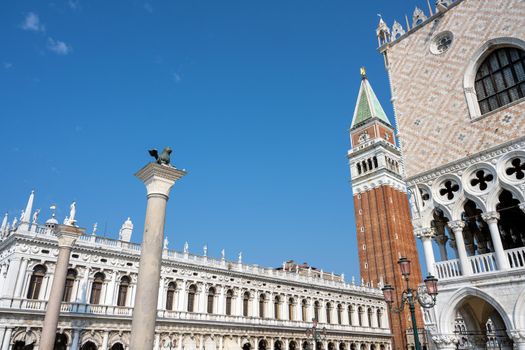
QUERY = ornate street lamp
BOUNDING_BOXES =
[381,257,439,350]
[305,318,327,350]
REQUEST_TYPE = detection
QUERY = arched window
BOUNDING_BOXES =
[27,265,46,299]
[326,302,332,324]
[301,299,307,321]
[362,161,367,172]
[357,163,362,175]
[358,306,363,326]
[476,47,525,114]
[348,305,354,326]
[314,301,320,321]
[117,276,130,306]
[243,291,250,317]
[373,156,378,168]
[90,272,105,304]
[367,159,373,171]
[377,309,382,328]
[166,282,176,310]
[259,294,266,318]
[207,287,215,314]
[337,304,343,325]
[367,308,373,327]
[288,298,295,320]
[187,284,197,312]
[110,343,124,350]
[274,296,281,319]
[62,268,77,302]
[226,289,233,315]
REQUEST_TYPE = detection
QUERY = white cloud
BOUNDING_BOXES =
[21,12,45,32]
[47,38,72,55]
[68,0,81,10]
[3,62,13,69]
[144,2,154,13]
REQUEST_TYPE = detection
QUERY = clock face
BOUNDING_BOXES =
[358,132,369,143]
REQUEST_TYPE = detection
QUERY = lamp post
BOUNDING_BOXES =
[381,257,439,350]
[305,318,327,350]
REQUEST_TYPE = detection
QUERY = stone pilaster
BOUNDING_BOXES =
[40,224,84,350]
[130,162,186,350]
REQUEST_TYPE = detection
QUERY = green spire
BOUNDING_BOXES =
[350,67,391,129]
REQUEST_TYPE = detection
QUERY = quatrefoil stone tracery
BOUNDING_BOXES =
[506,158,525,181]
[439,180,459,200]
[470,169,494,191]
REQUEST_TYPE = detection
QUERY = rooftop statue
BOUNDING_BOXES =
[148,147,172,166]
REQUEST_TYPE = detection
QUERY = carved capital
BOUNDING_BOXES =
[135,163,186,198]
[447,220,465,232]
[55,224,85,248]
[481,211,500,224]
[508,329,525,341]
[519,203,525,214]
[415,227,435,239]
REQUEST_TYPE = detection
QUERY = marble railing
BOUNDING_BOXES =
[434,259,461,280]
[435,246,525,280]
[9,225,382,296]
[0,297,389,334]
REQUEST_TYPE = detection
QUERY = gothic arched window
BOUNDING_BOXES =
[259,294,266,318]
[187,284,197,312]
[337,304,343,325]
[274,296,281,319]
[166,282,176,310]
[326,302,332,324]
[243,291,250,317]
[207,287,215,314]
[117,276,130,306]
[301,299,307,321]
[476,47,525,114]
[314,301,320,321]
[90,272,105,305]
[226,289,233,315]
[27,265,46,300]
[62,268,77,302]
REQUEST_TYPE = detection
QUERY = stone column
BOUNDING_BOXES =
[40,224,84,350]
[130,162,186,349]
[71,328,80,350]
[102,331,109,350]
[416,228,437,276]
[481,212,510,270]
[0,327,12,350]
[447,221,471,276]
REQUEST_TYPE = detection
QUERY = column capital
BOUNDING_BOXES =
[54,224,85,248]
[508,329,525,342]
[520,203,525,213]
[481,211,500,224]
[415,227,435,239]
[447,220,465,231]
[135,163,187,198]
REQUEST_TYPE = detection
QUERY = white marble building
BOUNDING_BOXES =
[0,193,391,350]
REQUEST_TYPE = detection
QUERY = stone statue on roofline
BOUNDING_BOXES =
[32,209,40,224]
[183,241,189,253]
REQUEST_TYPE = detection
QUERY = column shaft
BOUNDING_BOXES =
[421,236,436,276]
[448,222,471,276]
[482,212,510,270]
[40,246,73,350]
[1,328,12,350]
[131,194,168,348]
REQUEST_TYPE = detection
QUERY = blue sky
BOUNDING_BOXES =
[0,0,429,280]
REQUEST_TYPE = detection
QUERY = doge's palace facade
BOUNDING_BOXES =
[375,0,525,349]
[0,193,391,350]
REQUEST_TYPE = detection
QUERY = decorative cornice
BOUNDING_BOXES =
[406,137,525,186]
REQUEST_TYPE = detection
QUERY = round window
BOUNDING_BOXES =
[430,31,453,55]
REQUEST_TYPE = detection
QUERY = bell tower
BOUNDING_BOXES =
[347,68,424,350]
